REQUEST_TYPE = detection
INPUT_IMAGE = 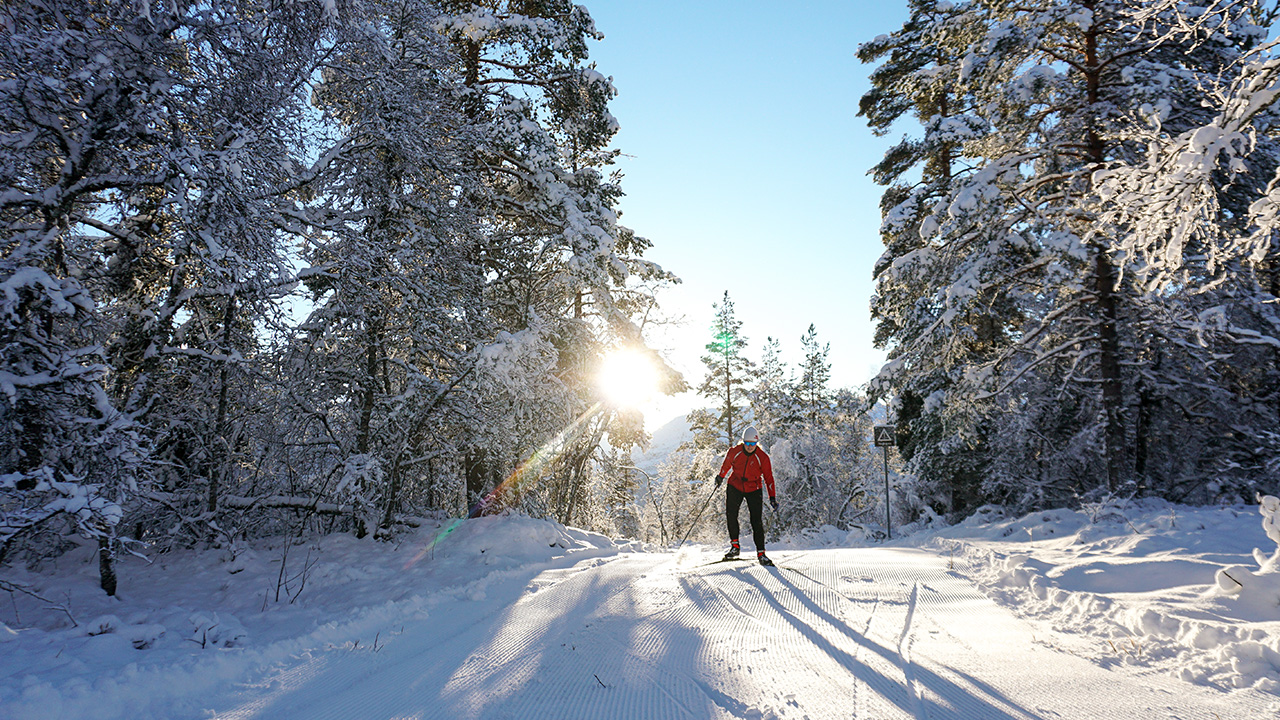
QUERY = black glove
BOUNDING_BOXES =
[769,496,779,511]
[714,476,723,489]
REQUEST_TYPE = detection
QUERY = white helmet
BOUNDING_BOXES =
[743,426,759,443]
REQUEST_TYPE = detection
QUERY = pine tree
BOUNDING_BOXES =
[1087,2,1280,501]
[289,0,486,538]
[691,292,755,449]
[859,0,1004,513]
[796,325,834,428]
[431,1,678,520]
[951,0,1273,497]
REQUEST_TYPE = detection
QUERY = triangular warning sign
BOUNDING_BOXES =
[874,426,896,446]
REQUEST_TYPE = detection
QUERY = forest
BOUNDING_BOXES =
[1,0,687,595]
[4,0,1280,599]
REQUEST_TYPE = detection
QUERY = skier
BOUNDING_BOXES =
[715,426,778,566]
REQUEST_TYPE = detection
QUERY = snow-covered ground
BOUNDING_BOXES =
[916,499,1280,695]
[1,500,1278,719]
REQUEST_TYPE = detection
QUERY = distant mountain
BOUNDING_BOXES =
[631,403,891,474]
[633,413,692,473]
[868,402,889,424]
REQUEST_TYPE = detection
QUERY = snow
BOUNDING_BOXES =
[908,498,1280,693]
[0,266,91,318]
[2,504,1279,719]
[1065,8,1093,31]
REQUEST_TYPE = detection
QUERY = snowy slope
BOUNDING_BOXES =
[0,517,631,720]
[632,412,692,473]
[1,503,1279,719]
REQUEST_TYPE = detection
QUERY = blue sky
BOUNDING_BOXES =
[584,1,911,423]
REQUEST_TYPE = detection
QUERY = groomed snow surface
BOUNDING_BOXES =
[2,500,1279,719]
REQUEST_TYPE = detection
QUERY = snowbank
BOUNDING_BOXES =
[0,514,631,720]
[915,499,1280,693]
[1214,495,1280,614]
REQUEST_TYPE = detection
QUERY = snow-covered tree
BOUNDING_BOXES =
[0,0,226,592]
[859,0,1003,514]
[0,0,679,593]
[431,1,679,518]
[280,0,488,538]
[862,0,1280,511]
[749,336,795,438]
[646,446,722,545]
[104,0,326,545]
[771,389,879,535]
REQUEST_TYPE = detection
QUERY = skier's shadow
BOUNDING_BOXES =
[735,568,1042,720]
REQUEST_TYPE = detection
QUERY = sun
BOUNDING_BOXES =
[598,349,659,409]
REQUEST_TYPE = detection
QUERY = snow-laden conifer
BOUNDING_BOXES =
[862,0,1280,511]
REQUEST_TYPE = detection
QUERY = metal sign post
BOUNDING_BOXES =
[873,425,897,539]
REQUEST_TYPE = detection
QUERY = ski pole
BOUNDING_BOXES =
[676,481,718,550]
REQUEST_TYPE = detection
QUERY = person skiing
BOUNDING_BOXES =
[715,426,778,566]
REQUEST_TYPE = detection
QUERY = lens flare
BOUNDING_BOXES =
[598,349,658,409]
[404,402,605,568]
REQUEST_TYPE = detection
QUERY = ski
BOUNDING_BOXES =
[696,557,752,567]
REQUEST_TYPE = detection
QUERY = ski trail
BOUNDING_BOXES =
[204,547,1278,720]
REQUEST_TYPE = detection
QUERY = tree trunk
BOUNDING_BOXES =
[1084,6,1125,492]
[1095,252,1125,492]
[98,535,117,597]
[1134,381,1152,488]
[379,457,403,537]
[357,321,380,456]
[465,450,489,516]
[208,293,237,516]
[463,39,482,119]
[724,365,734,446]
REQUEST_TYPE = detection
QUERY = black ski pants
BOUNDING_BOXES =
[726,485,765,552]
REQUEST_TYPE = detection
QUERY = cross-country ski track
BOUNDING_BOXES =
[204,547,1271,720]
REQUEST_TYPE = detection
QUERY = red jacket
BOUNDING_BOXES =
[718,444,775,497]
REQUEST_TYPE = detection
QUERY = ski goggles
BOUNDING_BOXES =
[744,441,757,446]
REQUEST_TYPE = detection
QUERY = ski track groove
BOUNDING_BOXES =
[854,598,882,720]
[787,553,1055,720]
[899,582,930,720]
[686,566,868,718]
[756,557,920,718]
[691,559,918,719]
